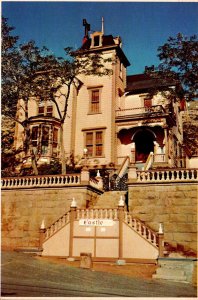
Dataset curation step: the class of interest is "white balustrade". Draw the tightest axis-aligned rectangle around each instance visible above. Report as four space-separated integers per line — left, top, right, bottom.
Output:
137 169 197 183
1 174 82 189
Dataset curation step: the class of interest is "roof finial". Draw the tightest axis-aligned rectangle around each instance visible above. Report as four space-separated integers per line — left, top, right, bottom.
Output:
101 16 104 34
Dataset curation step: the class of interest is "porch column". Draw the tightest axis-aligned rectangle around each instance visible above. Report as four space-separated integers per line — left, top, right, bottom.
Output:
164 127 168 163
39 221 46 250
130 142 136 164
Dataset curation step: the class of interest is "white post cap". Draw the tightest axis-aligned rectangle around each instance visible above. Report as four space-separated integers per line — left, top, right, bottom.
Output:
40 219 45 229
71 197 77 208
159 223 163 234
118 195 125 207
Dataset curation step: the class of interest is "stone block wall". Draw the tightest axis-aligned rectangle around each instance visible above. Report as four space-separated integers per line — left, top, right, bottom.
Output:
128 182 197 252
1 186 100 250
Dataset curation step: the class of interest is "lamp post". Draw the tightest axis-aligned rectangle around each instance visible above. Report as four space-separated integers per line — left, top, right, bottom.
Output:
83 148 88 170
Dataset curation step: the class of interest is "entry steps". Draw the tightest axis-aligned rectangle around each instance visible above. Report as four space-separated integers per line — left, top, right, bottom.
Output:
153 257 195 283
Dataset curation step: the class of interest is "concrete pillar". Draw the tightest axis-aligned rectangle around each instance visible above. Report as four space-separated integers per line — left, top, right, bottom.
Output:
69 205 77 257
128 164 137 183
81 168 90 184
118 199 125 259
158 233 164 257
130 142 136 164
96 170 103 189
39 228 46 250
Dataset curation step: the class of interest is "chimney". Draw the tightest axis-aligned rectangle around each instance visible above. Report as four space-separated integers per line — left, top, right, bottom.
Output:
101 17 104 34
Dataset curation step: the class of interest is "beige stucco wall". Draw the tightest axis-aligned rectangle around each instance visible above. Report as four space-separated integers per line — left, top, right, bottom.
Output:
42 224 70 256
128 182 197 252
1 186 99 250
123 223 158 259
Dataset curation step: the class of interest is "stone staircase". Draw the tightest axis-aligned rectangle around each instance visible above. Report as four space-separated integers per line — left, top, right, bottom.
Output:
153 258 196 283
92 191 127 209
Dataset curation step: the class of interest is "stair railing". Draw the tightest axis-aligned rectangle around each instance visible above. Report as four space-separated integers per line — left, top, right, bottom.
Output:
124 211 158 247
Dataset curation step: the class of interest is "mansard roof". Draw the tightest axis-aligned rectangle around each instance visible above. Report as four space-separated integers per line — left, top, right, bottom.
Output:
126 73 176 94
79 34 130 67
81 35 115 50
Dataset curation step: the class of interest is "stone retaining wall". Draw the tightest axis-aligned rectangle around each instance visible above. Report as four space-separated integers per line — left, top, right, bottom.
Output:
1 186 100 250
128 182 197 252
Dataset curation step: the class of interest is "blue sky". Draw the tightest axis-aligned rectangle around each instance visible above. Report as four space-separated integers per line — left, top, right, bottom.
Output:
2 1 198 75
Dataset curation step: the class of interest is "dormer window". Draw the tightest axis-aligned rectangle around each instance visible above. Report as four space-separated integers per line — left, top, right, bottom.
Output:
94 35 100 47
90 31 103 48
38 102 53 117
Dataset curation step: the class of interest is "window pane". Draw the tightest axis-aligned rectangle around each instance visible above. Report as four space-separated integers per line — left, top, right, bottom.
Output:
96 131 102 144
94 36 100 46
53 128 58 142
38 106 44 115
144 98 152 108
86 132 93 145
42 126 49 146
32 126 38 141
91 90 100 113
86 132 93 156
87 145 93 156
96 145 102 156
46 105 53 116
41 145 48 155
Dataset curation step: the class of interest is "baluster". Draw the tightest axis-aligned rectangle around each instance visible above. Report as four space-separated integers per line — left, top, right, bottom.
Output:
104 209 108 219
133 218 137 230
62 215 66 225
143 226 147 238
181 170 184 180
86 209 89 219
109 209 113 219
50 226 54 236
148 230 152 242
46 229 50 239
124 211 128 222
95 209 99 219
161 171 165 181
76 209 80 220
67 212 70 222
137 221 142 233
114 209 118 220
153 234 157 246
90 209 94 219
81 209 85 219
186 170 189 180
98 209 102 219
29 178 33 186
129 215 133 227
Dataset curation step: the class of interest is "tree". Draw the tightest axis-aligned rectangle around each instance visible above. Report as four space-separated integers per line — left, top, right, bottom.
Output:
145 33 198 101
1 17 113 175
145 33 198 159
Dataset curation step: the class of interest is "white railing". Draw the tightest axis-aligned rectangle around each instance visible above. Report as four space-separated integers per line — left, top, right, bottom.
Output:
144 152 154 170
117 156 130 178
124 211 158 247
45 211 70 241
137 169 198 183
89 178 102 190
153 154 166 163
76 208 118 220
1 174 81 189
116 105 165 118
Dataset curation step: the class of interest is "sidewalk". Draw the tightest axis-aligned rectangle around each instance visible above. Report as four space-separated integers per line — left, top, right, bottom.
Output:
1 251 197 298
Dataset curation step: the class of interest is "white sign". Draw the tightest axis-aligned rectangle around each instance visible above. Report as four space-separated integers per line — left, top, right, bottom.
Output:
79 219 114 227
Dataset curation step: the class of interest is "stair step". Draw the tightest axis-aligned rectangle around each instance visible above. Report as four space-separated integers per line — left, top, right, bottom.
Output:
156 268 185 276
153 274 187 282
15 247 42 255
